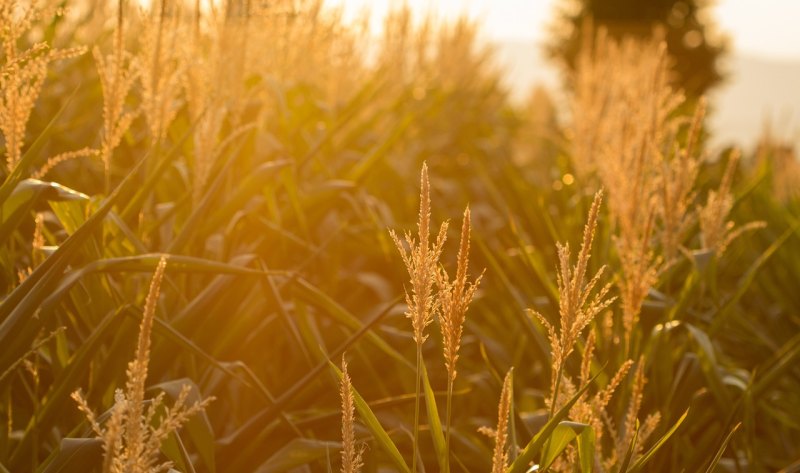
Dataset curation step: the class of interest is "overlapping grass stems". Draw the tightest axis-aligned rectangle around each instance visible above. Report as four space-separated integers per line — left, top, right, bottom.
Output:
0 0 799 471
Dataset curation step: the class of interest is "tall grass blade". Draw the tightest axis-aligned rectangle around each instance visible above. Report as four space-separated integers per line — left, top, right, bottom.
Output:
330 362 411 473
539 421 589 470
628 409 689 472
507 373 598 473
703 422 741 473
422 362 447 472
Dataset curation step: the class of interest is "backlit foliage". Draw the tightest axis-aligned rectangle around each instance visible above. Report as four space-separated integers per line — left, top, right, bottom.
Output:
0 0 797 472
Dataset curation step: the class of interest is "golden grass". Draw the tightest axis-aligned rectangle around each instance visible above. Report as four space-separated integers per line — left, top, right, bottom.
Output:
94 0 138 191
339 356 364 473
71 257 212 473
0 1 794 470
491 368 513 473
530 190 614 410
0 0 84 172
699 150 766 256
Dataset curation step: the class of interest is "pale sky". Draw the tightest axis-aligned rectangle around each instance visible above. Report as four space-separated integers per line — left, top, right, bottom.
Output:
324 0 800 147
328 0 800 61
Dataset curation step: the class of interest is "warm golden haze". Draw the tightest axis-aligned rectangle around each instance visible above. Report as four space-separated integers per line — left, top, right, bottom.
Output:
0 0 798 472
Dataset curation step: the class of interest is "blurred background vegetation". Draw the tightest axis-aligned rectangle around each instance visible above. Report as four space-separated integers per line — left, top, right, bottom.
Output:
545 0 728 97
0 0 798 471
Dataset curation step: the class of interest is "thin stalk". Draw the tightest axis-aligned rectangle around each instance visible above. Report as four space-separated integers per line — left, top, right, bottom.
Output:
541 361 565 468
444 377 454 473
104 0 126 194
549 361 565 419
412 343 422 473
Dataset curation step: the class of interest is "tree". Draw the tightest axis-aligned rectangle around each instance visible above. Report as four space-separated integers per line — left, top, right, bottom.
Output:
545 0 728 97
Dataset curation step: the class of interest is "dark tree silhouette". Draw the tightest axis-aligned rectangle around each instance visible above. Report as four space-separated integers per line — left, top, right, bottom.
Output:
545 0 728 97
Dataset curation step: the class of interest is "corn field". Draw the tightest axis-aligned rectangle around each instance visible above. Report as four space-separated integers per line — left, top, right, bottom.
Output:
1 0 799 472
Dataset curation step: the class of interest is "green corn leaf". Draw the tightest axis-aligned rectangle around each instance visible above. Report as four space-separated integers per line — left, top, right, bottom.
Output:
577 423 596 473
421 362 447 472
507 373 598 473
254 439 342 473
703 422 741 473
539 421 589 470
39 438 102 473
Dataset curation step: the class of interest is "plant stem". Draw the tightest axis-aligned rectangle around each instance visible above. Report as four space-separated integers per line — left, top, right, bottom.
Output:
549 361 565 419
541 361 565 469
413 342 422 473
445 376 454 473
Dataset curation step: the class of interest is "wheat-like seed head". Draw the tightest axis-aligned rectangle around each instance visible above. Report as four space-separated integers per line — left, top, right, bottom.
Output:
547 345 635 472
592 360 634 415
72 256 214 473
137 1 183 145
0 1 85 173
32 147 100 179
94 1 139 187
615 203 662 348
340 356 364 473
571 23 705 273
390 163 448 346
699 150 767 257
588 359 634 457
532 190 615 383
437 206 483 381
656 132 701 263
579 330 595 388
120 255 169 465
181 17 228 205
491 368 513 473
613 357 657 467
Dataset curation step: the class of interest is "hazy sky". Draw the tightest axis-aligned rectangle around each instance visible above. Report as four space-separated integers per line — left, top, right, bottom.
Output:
328 0 800 60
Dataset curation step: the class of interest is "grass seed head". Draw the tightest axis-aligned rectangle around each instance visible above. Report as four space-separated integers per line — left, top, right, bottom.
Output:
72 256 213 473
340 356 364 473
699 149 766 256
532 190 615 384
491 368 513 473
437 206 483 381
390 162 449 346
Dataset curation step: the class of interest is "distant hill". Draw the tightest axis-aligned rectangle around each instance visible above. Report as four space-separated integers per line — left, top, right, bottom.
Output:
491 39 800 150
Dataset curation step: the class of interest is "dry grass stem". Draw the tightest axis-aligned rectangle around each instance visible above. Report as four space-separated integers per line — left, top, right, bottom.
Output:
437 206 483 382
390 162 448 473
615 205 662 351
138 1 183 145
606 359 660 469
72 257 213 473
491 368 513 473
699 150 766 256
436 206 483 471
94 0 139 189
531 190 615 406
391 162 449 347
0 1 85 173
340 356 364 473
32 148 101 179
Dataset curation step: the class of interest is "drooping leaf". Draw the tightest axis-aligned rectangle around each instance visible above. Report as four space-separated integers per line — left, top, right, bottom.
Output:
507 373 598 473
539 421 589 470
40 438 102 473
329 362 411 473
254 438 342 473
